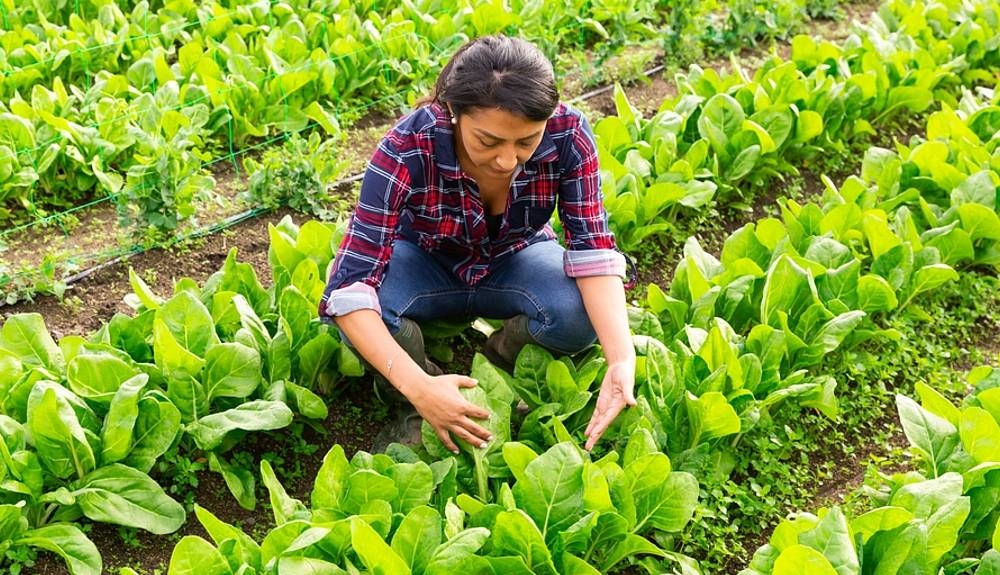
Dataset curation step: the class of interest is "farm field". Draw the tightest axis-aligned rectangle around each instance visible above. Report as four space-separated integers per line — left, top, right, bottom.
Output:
2 0 1000 574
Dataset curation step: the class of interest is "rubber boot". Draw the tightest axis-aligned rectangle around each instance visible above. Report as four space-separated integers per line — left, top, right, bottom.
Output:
483 314 535 374
372 317 443 404
371 318 442 452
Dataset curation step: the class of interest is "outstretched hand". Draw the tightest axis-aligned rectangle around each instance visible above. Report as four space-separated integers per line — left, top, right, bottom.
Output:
409 373 493 454
584 361 636 451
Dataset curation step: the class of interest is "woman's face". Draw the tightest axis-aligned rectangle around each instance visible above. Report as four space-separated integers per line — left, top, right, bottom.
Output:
453 107 547 179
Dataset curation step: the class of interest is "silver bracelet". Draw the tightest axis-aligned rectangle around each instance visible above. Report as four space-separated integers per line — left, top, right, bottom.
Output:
386 349 404 377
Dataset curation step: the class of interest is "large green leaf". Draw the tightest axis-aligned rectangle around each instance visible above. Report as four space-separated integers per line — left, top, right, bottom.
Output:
125 392 182 473
167 536 231 575
27 384 97 480
17 523 101 575
67 352 141 405
627 453 699 533
73 463 185 534
896 395 959 476
203 342 262 401
100 374 149 465
491 509 558 575
185 400 294 451
0 313 63 371
391 506 442 574
511 442 585 545
960 407 1000 464
797 508 859 575
773 544 838 575
351 515 411 574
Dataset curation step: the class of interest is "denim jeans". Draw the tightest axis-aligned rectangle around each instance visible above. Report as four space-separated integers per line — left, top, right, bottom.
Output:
378 240 597 355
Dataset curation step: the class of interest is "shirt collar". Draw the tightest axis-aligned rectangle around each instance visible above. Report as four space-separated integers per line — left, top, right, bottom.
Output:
431 102 559 181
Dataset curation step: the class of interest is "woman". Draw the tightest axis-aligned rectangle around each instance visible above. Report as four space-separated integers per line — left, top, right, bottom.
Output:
320 34 635 453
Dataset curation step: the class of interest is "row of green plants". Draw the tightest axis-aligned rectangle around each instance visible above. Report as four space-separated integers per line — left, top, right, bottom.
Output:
595 0 1000 253
741 364 1000 574
0 0 855 307
0 0 677 230
0 216 368 572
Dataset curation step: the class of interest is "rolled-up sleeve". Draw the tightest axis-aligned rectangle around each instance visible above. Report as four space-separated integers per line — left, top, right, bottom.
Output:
556 114 624 280
319 140 409 319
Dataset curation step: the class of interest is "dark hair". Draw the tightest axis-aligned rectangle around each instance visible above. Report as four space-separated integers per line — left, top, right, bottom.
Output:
430 35 559 122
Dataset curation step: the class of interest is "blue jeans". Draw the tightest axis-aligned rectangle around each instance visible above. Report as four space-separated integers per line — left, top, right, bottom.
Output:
378 240 597 355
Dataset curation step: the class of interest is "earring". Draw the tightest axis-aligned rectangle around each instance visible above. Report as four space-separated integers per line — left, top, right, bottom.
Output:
451 116 457 125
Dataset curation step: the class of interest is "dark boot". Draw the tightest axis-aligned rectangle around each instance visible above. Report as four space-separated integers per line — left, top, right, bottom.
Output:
372 317 443 403
483 314 534 374
371 318 441 452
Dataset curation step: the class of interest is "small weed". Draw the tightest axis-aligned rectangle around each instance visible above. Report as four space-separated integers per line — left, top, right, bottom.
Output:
117 526 144 549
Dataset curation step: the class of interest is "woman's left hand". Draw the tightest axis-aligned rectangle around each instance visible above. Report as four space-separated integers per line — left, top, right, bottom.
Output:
583 360 636 451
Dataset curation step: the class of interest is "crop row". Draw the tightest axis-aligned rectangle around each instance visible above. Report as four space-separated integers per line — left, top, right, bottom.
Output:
0 0 851 238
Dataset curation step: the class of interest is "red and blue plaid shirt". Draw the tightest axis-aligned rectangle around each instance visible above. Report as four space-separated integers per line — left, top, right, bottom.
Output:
321 102 625 318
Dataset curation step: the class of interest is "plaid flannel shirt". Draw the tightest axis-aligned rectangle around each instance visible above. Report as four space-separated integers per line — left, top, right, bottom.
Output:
320 102 625 319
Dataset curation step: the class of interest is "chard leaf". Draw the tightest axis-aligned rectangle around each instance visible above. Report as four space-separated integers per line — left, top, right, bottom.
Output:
73 463 185 534
261 459 308 525
773 544 838 575
351 515 411 574
278 556 347 573
192 504 261 568
0 313 63 372
312 445 350 512
627 454 698 533
387 461 435 513
491 509 558 574
203 342 261 401
208 453 256 511
342 469 398 515
601 531 666 572
27 384 96 480
511 443 585 544
686 392 741 447
167 536 230 575
391 506 442 574
890 472 964 519
99 374 149 465
923 497 971 566
960 407 1000 464
957 203 1000 241
67 352 140 405
850 506 914 542
185 400 293 451
154 318 206 381
156 291 220 357
424 527 491 574
284 380 328 419
797 507 859 575
17 523 101 575
896 395 959 476
857 274 898 314
124 393 182 473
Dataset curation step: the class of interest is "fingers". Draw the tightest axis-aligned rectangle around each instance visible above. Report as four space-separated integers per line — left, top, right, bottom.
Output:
435 416 493 454
584 406 619 451
457 376 479 389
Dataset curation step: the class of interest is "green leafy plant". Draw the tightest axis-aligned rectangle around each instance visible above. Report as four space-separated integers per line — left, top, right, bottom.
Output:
244 131 347 220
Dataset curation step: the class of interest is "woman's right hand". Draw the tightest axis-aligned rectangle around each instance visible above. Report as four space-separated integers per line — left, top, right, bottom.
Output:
407 373 493 453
